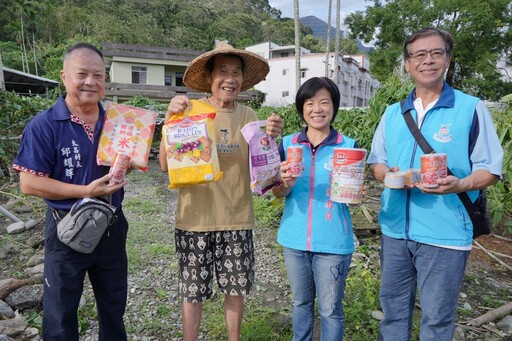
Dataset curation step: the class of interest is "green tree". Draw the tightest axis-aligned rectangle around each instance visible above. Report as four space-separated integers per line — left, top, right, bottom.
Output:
0 0 317 71
209 13 264 47
0 41 25 71
346 0 512 100
302 34 326 53
329 38 359 55
38 35 100 83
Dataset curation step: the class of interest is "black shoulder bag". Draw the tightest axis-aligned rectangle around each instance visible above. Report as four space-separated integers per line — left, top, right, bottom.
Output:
402 109 491 239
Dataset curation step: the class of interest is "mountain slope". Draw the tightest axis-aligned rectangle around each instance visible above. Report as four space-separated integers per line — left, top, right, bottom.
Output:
300 15 372 53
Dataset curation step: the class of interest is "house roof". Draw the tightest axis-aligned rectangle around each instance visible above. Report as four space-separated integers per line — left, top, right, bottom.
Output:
2 67 59 96
101 43 204 63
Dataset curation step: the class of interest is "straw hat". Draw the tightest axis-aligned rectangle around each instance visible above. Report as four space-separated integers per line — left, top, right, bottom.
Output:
183 41 270 92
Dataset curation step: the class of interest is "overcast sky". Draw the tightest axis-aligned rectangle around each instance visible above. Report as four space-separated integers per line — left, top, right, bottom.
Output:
268 0 371 23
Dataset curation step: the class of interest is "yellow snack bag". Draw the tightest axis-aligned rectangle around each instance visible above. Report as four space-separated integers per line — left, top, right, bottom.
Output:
162 100 223 188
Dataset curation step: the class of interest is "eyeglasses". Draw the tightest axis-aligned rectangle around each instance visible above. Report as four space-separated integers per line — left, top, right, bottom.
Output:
409 48 447 62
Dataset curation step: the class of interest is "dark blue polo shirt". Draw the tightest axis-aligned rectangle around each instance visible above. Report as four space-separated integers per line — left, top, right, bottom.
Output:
13 96 124 210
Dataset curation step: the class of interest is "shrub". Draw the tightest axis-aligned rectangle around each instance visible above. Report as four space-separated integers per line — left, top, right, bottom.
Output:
487 102 512 235
256 72 414 152
0 92 54 178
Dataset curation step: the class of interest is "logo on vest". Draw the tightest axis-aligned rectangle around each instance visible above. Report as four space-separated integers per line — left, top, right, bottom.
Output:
433 123 452 143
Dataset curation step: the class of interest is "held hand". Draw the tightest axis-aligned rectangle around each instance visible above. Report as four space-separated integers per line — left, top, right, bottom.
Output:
416 175 461 194
383 166 416 190
86 174 126 198
166 95 191 120
266 113 284 138
279 161 298 188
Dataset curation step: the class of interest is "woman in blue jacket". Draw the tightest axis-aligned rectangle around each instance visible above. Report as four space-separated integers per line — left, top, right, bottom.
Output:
273 77 360 341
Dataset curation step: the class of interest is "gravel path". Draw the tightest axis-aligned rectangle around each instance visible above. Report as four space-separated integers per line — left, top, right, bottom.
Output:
81 161 291 340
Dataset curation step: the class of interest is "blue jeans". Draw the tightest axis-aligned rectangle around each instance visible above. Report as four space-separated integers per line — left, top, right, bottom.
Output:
378 235 470 341
283 247 352 341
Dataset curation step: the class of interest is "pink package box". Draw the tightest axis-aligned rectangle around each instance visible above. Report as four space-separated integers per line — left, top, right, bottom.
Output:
96 102 157 172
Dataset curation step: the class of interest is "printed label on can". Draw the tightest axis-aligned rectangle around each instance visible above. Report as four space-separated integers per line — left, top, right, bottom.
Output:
384 172 405 189
420 153 447 188
109 153 131 186
330 148 367 204
404 168 421 186
332 148 367 168
330 185 363 204
287 146 303 177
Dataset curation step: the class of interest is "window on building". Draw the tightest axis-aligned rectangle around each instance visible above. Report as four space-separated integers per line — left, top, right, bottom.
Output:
282 91 289 97
282 69 288 75
165 75 173 86
176 72 184 86
280 52 289 57
131 66 147 84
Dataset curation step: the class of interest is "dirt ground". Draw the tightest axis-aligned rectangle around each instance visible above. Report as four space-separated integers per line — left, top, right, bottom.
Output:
352 180 512 339
1 173 511 340
468 234 512 276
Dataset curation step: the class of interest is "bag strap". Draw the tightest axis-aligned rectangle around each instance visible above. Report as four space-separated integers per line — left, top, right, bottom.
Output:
401 102 475 210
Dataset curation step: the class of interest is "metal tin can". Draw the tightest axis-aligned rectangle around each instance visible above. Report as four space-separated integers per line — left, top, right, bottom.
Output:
404 168 421 186
420 153 447 188
330 148 367 204
384 172 405 189
287 146 303 177
332 148 367 169
109 153 131 186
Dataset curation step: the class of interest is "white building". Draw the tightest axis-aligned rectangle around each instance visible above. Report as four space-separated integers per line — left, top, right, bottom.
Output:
245 42 380 107
498 54 512 85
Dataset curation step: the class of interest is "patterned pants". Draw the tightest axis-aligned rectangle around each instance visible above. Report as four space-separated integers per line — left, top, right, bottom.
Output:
175 229 255 303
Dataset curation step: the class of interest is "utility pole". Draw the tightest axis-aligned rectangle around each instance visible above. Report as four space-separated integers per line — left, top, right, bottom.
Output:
0 52 5 91
294 0 301 92
333 0 341 85
325 0 332 77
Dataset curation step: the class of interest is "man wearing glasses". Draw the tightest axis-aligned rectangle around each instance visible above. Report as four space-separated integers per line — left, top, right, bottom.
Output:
367 28 503 340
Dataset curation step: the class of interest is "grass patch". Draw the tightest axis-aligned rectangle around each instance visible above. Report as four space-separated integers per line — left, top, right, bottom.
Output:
200 290 293 340
148 243 174 258
123 196 162 215
253 194 283 229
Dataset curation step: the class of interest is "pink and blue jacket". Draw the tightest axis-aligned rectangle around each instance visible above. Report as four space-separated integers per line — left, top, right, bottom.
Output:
277 128 356 255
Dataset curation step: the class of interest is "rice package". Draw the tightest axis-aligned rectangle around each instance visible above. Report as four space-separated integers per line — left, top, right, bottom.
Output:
241 120 282 195
97 102 157 172
162 100 223 188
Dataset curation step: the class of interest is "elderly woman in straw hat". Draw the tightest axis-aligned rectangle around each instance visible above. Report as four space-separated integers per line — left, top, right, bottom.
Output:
159 42 283 341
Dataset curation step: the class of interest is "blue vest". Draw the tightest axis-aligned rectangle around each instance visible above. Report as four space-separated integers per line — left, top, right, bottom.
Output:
277 130 356 255
381 86 480 246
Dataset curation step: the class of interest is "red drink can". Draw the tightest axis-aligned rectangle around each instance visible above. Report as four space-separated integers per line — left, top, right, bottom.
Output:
287 146 303 177
109 153 131 186
420 153 447 188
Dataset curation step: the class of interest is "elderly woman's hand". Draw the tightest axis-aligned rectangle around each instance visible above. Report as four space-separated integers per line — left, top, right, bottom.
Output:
266 113 284 138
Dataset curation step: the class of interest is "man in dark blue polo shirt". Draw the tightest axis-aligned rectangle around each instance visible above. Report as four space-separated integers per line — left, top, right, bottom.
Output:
13 43 129 341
